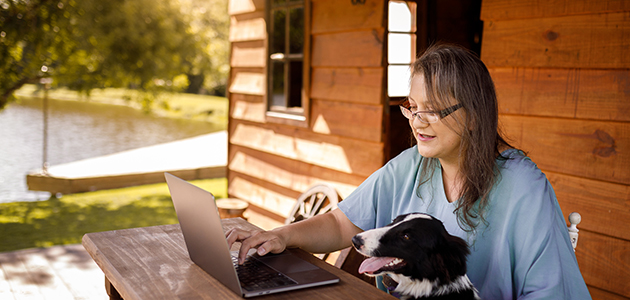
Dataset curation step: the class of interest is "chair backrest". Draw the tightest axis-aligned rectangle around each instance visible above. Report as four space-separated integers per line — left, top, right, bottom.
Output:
285 184 341 225
284 184 374 285
568 212 581 252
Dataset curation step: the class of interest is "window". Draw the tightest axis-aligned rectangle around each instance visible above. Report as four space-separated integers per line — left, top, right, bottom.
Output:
387 1 416 99
266 0 307 123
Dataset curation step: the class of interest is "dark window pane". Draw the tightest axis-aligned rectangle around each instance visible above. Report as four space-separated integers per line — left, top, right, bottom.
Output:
287 61 303 108
267 0 305 113
271 9 286 55
271 61 286 107
288 7 304 54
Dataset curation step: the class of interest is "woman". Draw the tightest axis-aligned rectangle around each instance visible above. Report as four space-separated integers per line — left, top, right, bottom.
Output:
227 44 591 299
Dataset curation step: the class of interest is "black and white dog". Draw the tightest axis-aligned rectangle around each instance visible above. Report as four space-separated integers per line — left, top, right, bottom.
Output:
352 213 480 300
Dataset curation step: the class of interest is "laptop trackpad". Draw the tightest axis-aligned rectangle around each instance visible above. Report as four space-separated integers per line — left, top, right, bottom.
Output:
255 252 318 274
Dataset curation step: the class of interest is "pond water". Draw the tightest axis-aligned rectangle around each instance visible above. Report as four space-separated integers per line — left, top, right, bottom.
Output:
0 97 222 203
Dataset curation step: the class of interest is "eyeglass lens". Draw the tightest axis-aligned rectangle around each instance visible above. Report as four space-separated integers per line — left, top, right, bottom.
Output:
399 106 439 123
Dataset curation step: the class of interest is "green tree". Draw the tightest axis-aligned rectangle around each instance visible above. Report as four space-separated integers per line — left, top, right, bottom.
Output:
178 0 230 96
0 0 229 109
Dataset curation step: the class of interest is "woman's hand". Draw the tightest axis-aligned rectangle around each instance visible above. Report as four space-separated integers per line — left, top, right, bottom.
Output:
226 228 288 264
226 210 361 265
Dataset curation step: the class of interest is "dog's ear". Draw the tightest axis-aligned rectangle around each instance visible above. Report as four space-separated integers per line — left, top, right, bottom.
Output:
431 235 470 283
426 234 469 283
446 235 470 274
447 235 470 257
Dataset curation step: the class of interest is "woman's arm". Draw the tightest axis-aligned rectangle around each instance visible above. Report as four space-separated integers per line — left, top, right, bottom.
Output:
226 209 362 264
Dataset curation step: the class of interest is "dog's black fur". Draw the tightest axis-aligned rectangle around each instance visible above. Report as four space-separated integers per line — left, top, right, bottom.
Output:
352 213 480 300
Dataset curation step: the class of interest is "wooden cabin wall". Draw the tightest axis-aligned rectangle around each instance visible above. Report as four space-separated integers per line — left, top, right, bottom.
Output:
227 0 387 220
480 1 630 299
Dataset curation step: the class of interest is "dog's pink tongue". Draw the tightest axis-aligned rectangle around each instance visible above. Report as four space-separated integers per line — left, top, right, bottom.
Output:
358 257 396 274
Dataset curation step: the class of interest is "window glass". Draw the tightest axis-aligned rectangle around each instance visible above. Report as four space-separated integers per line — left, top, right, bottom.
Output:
388 65 411 97
388 33 413 64
271 61 285 107
288 61 303 107
288 7 304 54
388 1 413 32
271 9 286 55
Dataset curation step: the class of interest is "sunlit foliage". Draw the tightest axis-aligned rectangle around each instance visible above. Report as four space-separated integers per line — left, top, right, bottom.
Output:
0 0 229 109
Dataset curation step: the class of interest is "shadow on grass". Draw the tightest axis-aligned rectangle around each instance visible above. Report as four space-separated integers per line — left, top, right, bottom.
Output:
0 194 179 253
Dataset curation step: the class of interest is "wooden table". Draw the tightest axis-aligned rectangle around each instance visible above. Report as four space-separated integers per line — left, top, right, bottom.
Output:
82 218 394 299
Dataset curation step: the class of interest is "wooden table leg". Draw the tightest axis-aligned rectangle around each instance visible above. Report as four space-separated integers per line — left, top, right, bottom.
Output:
105 276 123 300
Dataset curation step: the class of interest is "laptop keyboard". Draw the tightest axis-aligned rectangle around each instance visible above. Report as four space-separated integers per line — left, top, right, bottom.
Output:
232 255 297 291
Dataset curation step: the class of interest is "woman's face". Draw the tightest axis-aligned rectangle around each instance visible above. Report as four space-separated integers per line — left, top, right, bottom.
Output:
407 75 464 165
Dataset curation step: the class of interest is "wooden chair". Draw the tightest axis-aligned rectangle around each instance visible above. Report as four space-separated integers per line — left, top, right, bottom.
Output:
568 212 581 251
285 184 374 285
285 184 341 263
285 184 341 225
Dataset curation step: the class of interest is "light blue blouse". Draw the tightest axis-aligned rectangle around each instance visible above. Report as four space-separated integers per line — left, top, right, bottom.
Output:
338 146 591 299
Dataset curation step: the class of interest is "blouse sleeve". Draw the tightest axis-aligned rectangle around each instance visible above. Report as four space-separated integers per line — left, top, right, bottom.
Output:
336 166 381 231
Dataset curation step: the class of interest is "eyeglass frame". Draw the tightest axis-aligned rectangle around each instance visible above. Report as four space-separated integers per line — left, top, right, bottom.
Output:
399 102 463 124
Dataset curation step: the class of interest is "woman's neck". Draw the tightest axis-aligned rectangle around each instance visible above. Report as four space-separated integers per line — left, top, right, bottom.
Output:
440 160 462 203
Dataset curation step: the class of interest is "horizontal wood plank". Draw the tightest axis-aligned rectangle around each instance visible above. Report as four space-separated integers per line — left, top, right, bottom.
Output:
310 99 383 142
500 115 629 185
549 171 630 241
311 0 384 34
310 67 383 105
228 0 264 15
481 0 630 21
229 11 266 42
229 145 363 199
231 40 266 68
230 94 266 123
588 285 630 300
481 12 630 68
229 121 385 178
576 230 630 298
491 67 630 122
228 173 300 217
228 69 265 95
312 29 385 68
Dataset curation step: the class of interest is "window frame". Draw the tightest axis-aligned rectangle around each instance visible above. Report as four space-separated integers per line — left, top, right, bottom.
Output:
264 0 311 127
387 0 418 106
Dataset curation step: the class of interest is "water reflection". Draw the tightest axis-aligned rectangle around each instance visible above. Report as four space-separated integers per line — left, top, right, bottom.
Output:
0 97 221 203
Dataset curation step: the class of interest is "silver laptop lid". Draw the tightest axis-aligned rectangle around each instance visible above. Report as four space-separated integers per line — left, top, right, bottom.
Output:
165 172 244 295
165 172 339 298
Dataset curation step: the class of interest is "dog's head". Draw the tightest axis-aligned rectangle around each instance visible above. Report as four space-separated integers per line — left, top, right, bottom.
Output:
352 213 470 284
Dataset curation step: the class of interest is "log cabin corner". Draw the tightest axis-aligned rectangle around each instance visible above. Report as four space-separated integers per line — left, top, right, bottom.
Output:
226 0 630 299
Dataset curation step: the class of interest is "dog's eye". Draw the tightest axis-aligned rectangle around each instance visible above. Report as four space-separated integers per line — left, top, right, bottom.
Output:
403 234 410 240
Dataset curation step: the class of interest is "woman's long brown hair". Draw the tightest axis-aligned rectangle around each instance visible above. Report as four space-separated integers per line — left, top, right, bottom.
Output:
411 43 515 232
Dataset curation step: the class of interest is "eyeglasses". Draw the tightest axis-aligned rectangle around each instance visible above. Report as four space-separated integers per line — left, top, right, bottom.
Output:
399 103 463 124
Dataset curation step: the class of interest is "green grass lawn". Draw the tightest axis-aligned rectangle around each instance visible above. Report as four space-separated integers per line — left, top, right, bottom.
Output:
0 178 227 253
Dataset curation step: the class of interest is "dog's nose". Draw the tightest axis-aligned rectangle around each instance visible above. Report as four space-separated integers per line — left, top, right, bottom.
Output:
352 235 364 250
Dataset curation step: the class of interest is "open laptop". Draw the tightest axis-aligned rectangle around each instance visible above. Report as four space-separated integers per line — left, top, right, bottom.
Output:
164 172 340 298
